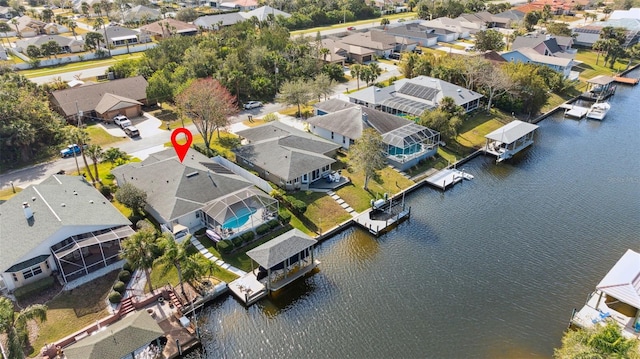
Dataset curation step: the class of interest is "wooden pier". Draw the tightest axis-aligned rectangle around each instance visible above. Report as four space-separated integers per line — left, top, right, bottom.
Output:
613 76 639 85
560 103 589 118
353 199 411 236
424 168 474 190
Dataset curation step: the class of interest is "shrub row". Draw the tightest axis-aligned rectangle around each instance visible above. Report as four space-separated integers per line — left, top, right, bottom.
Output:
118 270 131 283
256 219 279 235
108 291 122 304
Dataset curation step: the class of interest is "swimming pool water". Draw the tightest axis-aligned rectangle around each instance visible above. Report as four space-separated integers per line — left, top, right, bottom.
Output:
222 207 257 229
388 143 422 156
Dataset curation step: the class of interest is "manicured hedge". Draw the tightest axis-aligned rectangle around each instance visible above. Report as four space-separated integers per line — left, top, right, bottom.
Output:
113 280 126 294
241 231 255 242
217 240 232 254
267 219 279 229
256 223 271 235
232 236 244 247
14 276 55 302
278 211 291 224
108 291 122 304
122 261 133 272
118 270 131 283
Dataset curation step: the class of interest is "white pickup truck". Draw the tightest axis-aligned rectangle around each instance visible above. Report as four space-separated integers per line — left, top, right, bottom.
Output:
113 115 132 128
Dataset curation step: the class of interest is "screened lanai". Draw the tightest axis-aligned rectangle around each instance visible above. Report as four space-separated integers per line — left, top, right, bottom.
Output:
52 225 135 283
201 188 279 239
379 97 434 116
382 123 440 163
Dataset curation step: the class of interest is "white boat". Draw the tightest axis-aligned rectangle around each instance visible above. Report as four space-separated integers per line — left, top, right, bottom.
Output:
585 102 611 120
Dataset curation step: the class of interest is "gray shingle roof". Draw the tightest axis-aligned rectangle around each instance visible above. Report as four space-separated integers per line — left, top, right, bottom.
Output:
0 175 131 273
50 76 148 117
314 98 359 113
103 25 140 40
485 120 538 144
64 310 164 359
111 148 253 222
94 93 142 114
246 229 317 269
239 5 291 21
385 23 440 40
193 12 245 28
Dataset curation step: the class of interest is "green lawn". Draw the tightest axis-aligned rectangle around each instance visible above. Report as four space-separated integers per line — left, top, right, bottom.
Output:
28 270 119 357
404 155 449 177
289 191 353 233
290 12 417 36
163 131 239 161
85 123 126 147
456 110 511 149
147 104 194 130
573 49 639 80
335 154 415 212
19 53 145 78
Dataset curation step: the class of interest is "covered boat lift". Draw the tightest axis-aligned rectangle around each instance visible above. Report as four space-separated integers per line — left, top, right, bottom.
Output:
483 120 539 162
581 75 617 101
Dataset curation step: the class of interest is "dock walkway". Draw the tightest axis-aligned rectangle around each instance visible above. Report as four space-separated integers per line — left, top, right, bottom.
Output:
424 168 473 190
560 103 590 118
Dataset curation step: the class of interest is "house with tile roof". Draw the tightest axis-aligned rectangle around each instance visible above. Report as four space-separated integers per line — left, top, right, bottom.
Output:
234 122 341 191
49 76 149 122
309 99 440 171
111 148 278 241
348 76 484 116
0 175 134 292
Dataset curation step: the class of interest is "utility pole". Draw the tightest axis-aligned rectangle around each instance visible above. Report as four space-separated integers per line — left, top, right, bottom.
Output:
274 62 278 95
73 101 81 175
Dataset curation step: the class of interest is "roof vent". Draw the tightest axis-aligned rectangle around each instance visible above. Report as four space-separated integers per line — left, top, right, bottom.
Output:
23 202 33 219
89 200 94 204
32 197 36 201
73 191 78 195
186 172 199 178
457 89 461 92
61 203 66 207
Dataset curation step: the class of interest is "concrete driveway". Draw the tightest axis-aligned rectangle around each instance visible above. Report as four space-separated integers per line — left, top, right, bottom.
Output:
98 112 168 138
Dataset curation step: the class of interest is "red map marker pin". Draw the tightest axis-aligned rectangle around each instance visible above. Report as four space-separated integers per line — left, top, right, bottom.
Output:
171 128 193 163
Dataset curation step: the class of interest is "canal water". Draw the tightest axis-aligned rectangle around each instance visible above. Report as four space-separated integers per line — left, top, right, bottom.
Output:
198 71 640 359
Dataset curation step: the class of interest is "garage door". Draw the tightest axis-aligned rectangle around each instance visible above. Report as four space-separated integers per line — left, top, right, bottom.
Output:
363 55 372 62
124 106 139 118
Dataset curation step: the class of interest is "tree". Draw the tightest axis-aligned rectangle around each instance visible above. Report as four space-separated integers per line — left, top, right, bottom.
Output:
439 96 465 118
119 230 159 293
554 322 640 359
0 296 47 359
103 147 129 167
176 78 238 149
276 78 313 117
0 21 11 48
92 2 102 17
84 31 104 52
40 40 60 59
541 4 552 23
625 43 640 70
155 233 191 296
41 8 54 23
546 22 573 37
176 8 198 22
181 253 209 285
319 47 330 62
81 1 89 17
10 18 19 38
603 38 624 68
380 17 389 26
350 63 363 89
0 71 65 164
65 126 96 184
592 39 607 65
478 64 513 111
602 6 612 19
100 0 112 19
312 73 332 101
475 29 505 52
524 11 540 31
348 128 387 190
419 109 462 142
85 144 103 182
93 17 111 57
67 20 78 40
25 45 41 58
398 52 419 79
114 182 147 214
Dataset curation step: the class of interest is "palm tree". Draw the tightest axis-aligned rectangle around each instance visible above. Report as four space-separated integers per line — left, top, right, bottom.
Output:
320 47 330 62
67 20 78 40
93 17 111 57
350 63 362 90
181 253 209 285
11 18 20 39
103 147 129 168
0 22 11 48
85 144 103 182
66 126 96 184
625 43 640 70
120 230 159 293
81 2 90 17
155 233 191 296
0 297 47 359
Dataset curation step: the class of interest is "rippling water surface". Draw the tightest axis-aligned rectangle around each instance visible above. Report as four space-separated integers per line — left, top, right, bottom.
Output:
198 71 640 359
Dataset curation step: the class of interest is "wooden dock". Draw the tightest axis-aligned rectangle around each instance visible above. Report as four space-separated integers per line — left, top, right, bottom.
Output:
424 168 473 190
613 76 639 85
353 204 411 236
560 103 589 118
228 273 268 306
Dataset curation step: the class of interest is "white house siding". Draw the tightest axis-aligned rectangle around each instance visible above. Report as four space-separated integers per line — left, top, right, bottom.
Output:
310 126 352 149
174 211 202 232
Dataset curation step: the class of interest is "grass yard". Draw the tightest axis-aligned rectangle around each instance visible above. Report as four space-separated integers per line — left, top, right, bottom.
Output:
148 104 193 130
404 155 449 177
163 131 239 161
456 111 511 149
289 191 353 233
19 53 145 78
28 270 119 357
573 49 639 80
437 42 466 50
278 105 314 118
241 119 269 127
85 123 125 147
290 12 417 36
335 156 415 212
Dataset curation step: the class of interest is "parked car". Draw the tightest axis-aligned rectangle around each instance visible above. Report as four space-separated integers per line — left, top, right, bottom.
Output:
389 53 401 60
123 126 140 137
243 101 263 110
347 26 356 30
60 144 87 158
412 48 423 54
113 115 132 128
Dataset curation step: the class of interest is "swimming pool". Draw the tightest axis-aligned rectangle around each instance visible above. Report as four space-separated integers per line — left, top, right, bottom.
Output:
388 143 423 156
222 207 257 229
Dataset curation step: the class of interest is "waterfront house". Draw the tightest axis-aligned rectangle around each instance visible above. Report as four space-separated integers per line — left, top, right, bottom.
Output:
500 47 575 79
347 76 483 116
571 249 640 338
0 175 134 292
483 120 539 162
193 12 245 30
238 5 291 21
111 148 278 241
309 99 440 171
511 34 575 55
49 76 148 122
234 122 341 191
572 18 640 47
